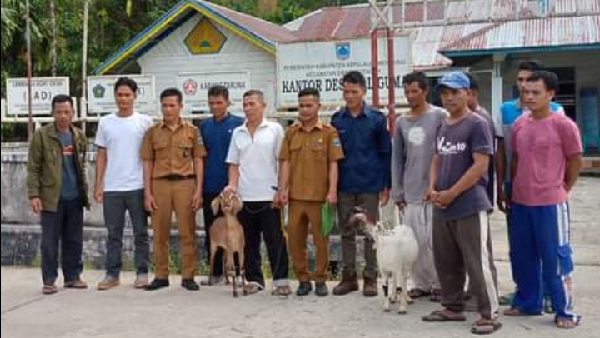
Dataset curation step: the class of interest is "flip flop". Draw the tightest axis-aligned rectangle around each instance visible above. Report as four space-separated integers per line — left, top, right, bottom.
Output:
243 282 263 295
271 285 291 297
471 318 502 335
408 288 431 298
422 309 466 322
555 315 582 329
503 307 543 316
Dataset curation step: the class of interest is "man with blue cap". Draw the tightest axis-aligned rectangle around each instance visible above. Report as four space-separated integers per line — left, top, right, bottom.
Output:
422 72 501 335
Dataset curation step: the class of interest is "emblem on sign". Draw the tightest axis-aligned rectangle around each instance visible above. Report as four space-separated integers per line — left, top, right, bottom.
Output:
93 84 106 98
183 79 198 95
336 42 350 60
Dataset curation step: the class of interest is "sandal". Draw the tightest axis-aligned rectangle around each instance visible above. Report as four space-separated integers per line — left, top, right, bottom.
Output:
430 289 442 302
471 318 502 335
407 288 431 299
42 285 58 295
422 309 466 322
503 307 542 316
555 315 582 329
271 285 291 296
243 282 263 295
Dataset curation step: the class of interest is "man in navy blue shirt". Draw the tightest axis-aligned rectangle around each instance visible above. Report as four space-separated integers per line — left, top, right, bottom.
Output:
198 85 244 285
331 71 391 297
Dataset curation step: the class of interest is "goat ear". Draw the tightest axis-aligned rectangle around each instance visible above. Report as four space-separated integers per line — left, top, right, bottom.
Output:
211 198 220 216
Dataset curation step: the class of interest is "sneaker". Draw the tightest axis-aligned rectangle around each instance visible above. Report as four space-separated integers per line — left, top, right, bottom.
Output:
315 282 328 297
64 278 88 289
97 275 120 291
134 274 149 289
181 279 200 291
296 281 313 296
144 278 170 291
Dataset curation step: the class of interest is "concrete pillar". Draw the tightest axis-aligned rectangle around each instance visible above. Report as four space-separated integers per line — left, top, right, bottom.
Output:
491 54 505 122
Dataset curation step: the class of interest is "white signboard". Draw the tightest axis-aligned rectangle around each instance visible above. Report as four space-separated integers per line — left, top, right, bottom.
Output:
87 75 156 115
177 71 250 113
277 36 411 108
7 77 70 116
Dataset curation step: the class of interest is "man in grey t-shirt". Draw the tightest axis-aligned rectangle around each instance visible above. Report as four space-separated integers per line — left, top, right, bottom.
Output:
392 71 445 301
422 72 500 335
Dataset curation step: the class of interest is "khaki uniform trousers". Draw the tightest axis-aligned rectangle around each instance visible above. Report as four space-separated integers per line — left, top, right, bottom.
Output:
288 200 329 282
151 179 198 279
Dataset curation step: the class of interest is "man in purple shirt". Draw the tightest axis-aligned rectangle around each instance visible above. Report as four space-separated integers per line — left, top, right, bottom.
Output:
422 72 500 335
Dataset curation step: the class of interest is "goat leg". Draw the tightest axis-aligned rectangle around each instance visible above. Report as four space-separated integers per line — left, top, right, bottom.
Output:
208 245 218 286
398 274 409 315
382 272 390 312
223 254 230 285
239 251 248 296
232 270 238 297
391 273 399 304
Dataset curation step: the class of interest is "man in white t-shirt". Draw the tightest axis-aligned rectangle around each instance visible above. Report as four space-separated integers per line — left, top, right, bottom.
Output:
225 90 290 296
94 77 153 290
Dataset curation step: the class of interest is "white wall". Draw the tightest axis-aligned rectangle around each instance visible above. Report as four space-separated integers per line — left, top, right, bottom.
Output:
502 51 600 129
137 14 277 114
468 50 600 119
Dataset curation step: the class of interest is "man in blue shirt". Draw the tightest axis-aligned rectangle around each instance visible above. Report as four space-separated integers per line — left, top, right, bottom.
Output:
495 60 564 309
331 71 391 297
198 85 244 285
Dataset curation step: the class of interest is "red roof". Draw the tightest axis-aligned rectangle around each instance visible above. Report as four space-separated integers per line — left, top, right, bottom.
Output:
442 15 600 53
283 0 600 69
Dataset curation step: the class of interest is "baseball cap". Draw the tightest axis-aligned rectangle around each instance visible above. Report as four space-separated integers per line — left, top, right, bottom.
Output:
438 72 471 89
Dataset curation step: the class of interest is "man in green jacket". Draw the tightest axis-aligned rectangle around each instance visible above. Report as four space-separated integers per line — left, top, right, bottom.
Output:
27 95 90 295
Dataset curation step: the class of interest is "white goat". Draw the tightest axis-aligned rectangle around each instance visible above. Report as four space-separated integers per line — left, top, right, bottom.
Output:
349 207 418 314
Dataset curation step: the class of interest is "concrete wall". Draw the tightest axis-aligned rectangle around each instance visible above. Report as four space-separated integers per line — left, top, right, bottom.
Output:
0 143 205 228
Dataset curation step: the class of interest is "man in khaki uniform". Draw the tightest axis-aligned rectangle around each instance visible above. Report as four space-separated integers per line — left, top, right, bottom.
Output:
141 88 206 291
278 88 344 297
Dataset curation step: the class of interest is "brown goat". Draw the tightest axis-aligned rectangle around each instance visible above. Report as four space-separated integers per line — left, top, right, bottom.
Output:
209 189 246 297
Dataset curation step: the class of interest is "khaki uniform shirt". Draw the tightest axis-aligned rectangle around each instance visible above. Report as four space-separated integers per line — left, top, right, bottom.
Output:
279 121 344 202
141 120 206 178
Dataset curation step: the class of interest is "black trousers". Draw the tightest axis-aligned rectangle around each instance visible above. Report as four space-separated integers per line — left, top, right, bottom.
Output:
202 192 224 276
40 199 84 285
239 201 288 287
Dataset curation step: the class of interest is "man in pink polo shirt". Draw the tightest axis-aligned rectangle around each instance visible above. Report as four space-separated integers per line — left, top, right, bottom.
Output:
505 71 583 329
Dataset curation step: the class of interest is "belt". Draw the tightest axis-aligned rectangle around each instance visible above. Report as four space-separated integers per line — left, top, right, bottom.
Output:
157 175 196 181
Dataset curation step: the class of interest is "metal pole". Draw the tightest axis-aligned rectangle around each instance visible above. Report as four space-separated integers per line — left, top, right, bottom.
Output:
82 0 90 133
386 27 395 135
26 0 33 141
371 29 379 108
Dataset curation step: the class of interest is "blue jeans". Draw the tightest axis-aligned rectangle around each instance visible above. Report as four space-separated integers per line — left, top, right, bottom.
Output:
103 189 149 277
40 199 84 285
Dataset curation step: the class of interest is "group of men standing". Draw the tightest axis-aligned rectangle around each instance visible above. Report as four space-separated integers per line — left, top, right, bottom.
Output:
27 62 582 333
